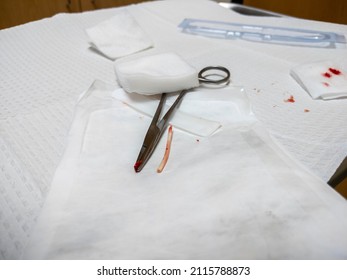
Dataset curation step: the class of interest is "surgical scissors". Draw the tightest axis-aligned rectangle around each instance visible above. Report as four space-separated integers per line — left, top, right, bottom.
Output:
134 66 230 172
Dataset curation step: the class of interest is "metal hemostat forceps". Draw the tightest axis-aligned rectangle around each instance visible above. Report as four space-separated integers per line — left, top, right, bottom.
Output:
134 66 231 173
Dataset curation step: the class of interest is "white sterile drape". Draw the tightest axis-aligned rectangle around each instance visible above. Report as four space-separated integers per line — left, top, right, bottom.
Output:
24 80 347 259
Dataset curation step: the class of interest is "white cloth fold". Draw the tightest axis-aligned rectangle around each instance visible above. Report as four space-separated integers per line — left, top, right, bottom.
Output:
114 52 199 95
86 9 153 60
290 60 347 100
24 80 347 259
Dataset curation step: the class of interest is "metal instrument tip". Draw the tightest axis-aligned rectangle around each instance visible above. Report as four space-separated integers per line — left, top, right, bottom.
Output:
134 161 142 173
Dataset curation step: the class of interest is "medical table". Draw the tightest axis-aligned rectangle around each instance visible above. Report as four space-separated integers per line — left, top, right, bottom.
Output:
1 0 347 259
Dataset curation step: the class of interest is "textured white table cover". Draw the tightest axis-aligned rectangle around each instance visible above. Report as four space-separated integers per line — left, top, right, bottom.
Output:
1 0 347 259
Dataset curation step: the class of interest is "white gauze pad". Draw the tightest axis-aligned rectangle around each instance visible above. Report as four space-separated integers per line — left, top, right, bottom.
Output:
114 52 199 95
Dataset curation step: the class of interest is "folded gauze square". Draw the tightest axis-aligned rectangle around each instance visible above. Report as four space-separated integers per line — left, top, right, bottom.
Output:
114 52 199 95
86 9 153 60
290 60 347 100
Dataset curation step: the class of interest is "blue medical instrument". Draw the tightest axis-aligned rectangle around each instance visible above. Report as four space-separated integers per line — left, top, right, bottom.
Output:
134 66 230 172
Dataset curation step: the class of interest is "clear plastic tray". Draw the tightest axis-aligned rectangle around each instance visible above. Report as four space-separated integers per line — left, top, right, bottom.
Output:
179 18 346 48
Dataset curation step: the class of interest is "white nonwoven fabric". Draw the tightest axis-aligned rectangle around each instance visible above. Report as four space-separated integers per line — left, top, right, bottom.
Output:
86 9 153 60
290 60 347 100
24 80 347 259
114 52 199 95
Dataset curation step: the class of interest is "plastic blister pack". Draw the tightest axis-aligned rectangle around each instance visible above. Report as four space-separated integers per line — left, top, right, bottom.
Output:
179 18 346 48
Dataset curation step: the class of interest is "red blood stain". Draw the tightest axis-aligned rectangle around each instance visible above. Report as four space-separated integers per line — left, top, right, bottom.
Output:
284 95 295 103
322 82 330 87
329 68 341 75
134 160 142 173
322 72 332 78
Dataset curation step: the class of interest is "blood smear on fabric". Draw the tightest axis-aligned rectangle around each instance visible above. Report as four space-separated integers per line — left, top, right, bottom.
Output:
284 95 295 103
329 68 342 75
322 68 342 78
322 72 332 78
